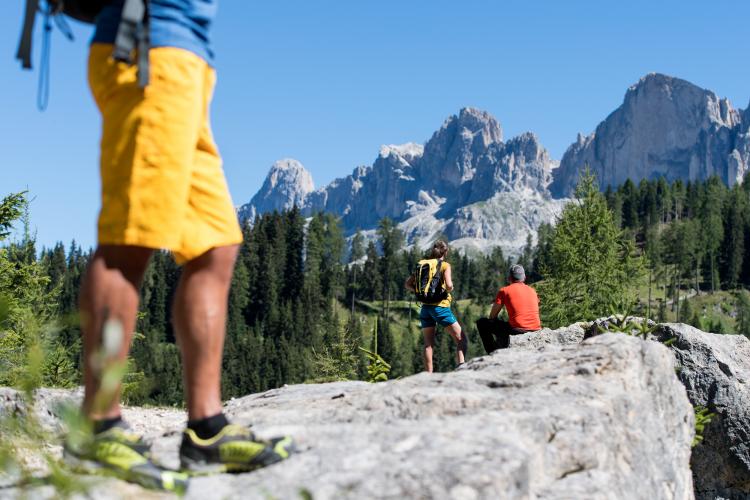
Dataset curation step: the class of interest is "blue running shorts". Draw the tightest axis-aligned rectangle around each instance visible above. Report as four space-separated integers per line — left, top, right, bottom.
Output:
419 305 458 328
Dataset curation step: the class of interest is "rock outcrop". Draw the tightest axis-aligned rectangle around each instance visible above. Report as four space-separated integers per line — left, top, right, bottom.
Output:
238 108 567 256
551 73 750 197
550 318 750 500
1 334 694 499
652 323 750 500
510 323 586 350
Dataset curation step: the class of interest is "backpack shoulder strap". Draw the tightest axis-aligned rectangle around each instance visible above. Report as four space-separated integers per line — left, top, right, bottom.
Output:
16 0 39 69
428 258 444 293
113 0 150 87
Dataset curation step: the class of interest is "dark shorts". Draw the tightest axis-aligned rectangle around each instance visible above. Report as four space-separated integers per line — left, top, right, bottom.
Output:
419 305 458 328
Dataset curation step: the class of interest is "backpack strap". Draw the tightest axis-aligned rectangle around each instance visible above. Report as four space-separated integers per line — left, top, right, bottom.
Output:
113 0 150 87
16 0 39 69
428 258 444 294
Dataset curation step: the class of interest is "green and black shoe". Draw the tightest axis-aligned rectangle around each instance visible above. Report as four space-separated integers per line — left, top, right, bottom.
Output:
64 423 189 494
179 423 294 475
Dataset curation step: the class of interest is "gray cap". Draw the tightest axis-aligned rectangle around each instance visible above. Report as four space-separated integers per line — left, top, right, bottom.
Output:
509 264 525 281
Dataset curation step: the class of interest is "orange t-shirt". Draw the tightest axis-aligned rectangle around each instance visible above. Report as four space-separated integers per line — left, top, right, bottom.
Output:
495 282 541 330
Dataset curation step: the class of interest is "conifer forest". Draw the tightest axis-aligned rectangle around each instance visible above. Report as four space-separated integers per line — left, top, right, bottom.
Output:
2 173 750 406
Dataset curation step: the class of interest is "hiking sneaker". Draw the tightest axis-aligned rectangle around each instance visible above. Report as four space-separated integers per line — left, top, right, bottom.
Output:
64 423 189 493
179 423 294 474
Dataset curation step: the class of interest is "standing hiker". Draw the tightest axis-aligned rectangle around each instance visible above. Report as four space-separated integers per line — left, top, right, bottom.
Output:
405 240 467 372
477 264 541 353
66 0 293 486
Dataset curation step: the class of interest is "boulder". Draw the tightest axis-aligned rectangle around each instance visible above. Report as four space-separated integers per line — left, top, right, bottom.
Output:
510 323 585 350
1 334 695 499
579 318 750 499
0 386 82 433
652 323 750 500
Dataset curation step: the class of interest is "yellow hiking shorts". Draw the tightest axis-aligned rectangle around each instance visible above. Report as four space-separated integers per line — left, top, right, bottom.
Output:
88 44 242 264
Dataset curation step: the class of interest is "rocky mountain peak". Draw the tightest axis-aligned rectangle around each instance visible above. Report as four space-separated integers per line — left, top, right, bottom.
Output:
378 143 424 164
238 108 561 257
238 159 314 221
419 108 505 188
625 72 738 128
455 107 504 144
504 131 544 157
551 73 750 197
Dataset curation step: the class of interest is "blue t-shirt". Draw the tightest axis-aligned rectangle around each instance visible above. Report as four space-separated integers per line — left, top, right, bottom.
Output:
92 0 217 64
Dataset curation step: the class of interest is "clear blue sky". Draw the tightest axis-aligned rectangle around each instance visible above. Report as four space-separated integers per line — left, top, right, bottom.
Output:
2 0 749 250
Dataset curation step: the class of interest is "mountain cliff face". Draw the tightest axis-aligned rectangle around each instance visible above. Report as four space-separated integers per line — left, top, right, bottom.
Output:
240 74 749 253
238 159 315 222
239 108 565 256
551 73 750 197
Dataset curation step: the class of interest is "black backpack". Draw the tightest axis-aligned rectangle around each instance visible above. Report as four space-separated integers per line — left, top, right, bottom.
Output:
16 0 149 109
413 258 448 303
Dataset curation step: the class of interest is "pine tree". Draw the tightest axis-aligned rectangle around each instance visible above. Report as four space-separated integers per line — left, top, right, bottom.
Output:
721 185 746 289
536 170 644 328
377 218 404 311
320 213 345 301
619 178 639 230
701 176 725 293
346 230 366 315
362 242 381 301
350 230 365 263
672 180 686 221
283 207 305 300
531 223 554 283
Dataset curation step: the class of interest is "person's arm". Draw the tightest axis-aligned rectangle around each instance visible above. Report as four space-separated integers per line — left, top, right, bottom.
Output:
489 289 504 319
489 303 503 319
443 264 454 292
404 274 416 292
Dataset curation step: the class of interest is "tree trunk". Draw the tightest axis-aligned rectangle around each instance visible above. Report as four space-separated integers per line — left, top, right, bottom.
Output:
695 260 700 296
648 267 652 320
675 267 681 321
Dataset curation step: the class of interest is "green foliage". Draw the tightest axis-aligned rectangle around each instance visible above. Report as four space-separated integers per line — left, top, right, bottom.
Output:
537 169 645 328
310 321 359 382
359 346 391 383
0 192 26 241
0 193 78 389
692 405 714 447
600 307 656 339
735 290 750 338
0 310 91 496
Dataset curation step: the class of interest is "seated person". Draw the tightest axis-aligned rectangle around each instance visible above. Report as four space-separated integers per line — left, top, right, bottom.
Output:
477 264 541 353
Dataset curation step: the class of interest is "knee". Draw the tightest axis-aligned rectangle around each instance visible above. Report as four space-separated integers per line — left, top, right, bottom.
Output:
186 244 239 282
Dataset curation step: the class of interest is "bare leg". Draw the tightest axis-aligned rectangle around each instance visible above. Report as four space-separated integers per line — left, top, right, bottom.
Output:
422 327 436 373
80 245 153 420
172 244 239 420
446 322 466 365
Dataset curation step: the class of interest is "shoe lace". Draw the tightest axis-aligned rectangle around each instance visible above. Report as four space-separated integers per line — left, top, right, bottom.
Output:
104 427 147 445
222 424 255 439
